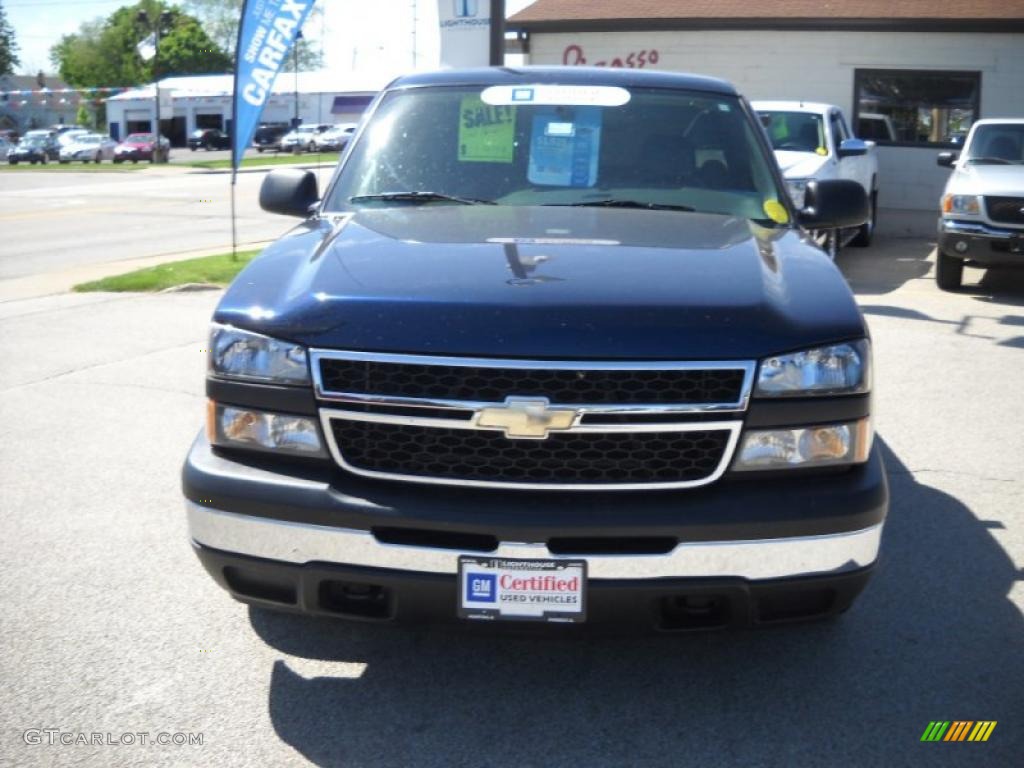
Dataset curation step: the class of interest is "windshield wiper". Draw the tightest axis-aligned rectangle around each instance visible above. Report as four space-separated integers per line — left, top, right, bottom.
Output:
966 157 1016 165
545 199 696 212
349 191 496 205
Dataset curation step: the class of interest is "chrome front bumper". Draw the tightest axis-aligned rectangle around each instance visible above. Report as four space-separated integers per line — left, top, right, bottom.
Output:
187 501 882 581
940 218 1023 240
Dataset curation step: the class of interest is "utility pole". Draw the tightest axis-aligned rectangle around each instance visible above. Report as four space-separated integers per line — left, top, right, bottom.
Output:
293 30 302 129
411 0 417 69
137 7 173 163
489 0 506 66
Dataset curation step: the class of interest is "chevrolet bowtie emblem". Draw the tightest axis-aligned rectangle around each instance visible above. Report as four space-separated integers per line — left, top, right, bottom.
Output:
475 398 578 439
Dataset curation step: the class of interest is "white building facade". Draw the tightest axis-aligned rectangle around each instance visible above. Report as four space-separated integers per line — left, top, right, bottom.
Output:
105 71 392 149
510 1 1024 235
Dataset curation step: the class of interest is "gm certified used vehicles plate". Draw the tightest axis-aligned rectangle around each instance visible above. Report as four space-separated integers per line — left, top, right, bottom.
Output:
458 557 587 623
183 67 882 631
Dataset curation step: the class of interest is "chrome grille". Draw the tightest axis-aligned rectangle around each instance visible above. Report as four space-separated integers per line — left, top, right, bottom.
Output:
319 357 746 405
331 420 733 486
985 197 1024 226
312 350 754 490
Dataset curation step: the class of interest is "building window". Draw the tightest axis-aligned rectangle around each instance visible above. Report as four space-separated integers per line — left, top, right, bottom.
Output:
853 69 980 147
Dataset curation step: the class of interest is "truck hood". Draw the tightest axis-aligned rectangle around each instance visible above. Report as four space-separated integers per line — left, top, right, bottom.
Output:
215 206 866 359
945 163 1024 196
773 150 829 180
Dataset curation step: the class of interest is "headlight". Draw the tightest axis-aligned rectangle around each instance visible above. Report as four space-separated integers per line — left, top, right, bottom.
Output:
756 340 870 397
209 324 309 384
208 401 325 456
942 194 981 215
785 178 811 210
733 418 872 471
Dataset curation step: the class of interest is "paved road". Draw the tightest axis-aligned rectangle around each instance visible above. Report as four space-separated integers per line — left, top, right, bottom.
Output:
0 165 335 280
0 239 1021 767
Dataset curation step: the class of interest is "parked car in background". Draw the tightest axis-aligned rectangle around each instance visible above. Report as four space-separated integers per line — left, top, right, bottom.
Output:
312 123 358 152
280 123 332 153
59 133 118 164
253 122 290 153
7 130 61 165
113 133 170 163
0 136 12 161
188 128 231 151
56 129 90 148
754 101 879 257
52 124 88 135
935 118 1024 290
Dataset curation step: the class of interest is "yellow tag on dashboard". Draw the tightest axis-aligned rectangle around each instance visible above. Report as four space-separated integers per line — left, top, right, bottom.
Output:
763 199 790 224
816 146 828 156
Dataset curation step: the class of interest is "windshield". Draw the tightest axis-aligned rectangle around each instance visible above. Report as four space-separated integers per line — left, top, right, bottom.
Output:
78 136 101 145
324 85 786 224
758 111 827 154
964 124 1024 164
126 134 153 142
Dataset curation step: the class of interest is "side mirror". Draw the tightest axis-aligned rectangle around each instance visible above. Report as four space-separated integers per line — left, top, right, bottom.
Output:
936 151 958 168
798 179 869 230
837 138 869 158
259 168 319 217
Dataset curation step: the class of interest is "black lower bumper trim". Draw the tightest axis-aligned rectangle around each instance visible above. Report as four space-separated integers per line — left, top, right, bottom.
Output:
194 542 876 631
938 229 1024 266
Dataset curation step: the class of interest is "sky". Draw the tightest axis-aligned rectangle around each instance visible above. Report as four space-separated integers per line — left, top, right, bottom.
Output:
5 0 537 80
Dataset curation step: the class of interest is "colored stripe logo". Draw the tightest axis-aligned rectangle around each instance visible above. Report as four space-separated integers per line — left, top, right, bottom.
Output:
921 721 997 742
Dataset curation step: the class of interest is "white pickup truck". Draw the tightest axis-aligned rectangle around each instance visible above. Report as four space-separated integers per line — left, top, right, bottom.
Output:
753 101 878 257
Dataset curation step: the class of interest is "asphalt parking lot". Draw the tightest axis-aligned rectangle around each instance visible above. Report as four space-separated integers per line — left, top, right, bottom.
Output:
1 234 1022 766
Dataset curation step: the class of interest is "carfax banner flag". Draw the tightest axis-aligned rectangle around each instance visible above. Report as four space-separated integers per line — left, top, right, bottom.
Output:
232 0 317 172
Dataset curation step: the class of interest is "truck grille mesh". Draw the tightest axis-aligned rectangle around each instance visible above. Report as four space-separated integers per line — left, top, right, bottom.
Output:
330 420 732 486
319 359 745 405
985 197 1024 226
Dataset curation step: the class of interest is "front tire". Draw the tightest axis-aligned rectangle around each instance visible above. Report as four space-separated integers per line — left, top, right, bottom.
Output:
850 189 877 247
823 230 839 260
936 251 963 290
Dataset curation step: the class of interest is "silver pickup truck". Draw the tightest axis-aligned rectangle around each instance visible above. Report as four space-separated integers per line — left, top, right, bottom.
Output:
753 101 878 258
935 119 1024 290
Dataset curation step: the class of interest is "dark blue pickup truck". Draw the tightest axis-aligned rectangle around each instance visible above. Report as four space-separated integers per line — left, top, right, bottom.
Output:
183 67 886 630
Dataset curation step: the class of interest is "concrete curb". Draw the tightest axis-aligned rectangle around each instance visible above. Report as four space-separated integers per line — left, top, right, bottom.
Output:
186 162 334 175
158 282 223 293
0 241 274 303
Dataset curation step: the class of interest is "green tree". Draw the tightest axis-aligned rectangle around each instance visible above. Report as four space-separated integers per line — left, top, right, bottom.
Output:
185 0 324 70
76 103 92 129
50 1 232 88
0 0 21 75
